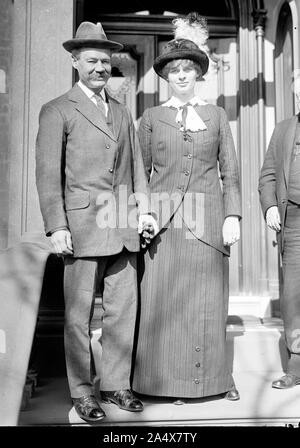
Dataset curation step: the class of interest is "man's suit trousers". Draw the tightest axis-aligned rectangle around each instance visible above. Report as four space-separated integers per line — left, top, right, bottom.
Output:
282 201 300 375
63 249 138 398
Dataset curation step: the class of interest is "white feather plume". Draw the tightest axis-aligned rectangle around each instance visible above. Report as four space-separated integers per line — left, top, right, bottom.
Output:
172 12 209 54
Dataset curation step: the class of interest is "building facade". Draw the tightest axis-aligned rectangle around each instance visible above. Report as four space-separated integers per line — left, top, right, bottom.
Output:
1 0 300 327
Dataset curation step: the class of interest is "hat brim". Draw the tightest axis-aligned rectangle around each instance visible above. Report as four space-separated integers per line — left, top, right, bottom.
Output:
62 39 123 52
153 49 209 79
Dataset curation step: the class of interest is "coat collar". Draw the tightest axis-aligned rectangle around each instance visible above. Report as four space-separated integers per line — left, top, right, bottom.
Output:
283 115 298 187
158 104 210 130
67 84 122 141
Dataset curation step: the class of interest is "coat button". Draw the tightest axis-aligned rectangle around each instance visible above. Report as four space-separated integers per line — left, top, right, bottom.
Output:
187 154 192 159
195 346 201 352
281 199 286 203
106 144 110 149
109 168 113 173
194 379 200 384
195 362 201 368
184 170 190 176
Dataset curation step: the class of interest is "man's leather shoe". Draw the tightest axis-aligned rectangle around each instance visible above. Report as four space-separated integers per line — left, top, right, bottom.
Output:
101 389 144 412
224 386 240 401
272 373 300 389
73 395 106 422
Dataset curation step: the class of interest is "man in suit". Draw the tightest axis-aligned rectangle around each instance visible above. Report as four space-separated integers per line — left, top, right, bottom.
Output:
259 113 300 389
36 21 157 422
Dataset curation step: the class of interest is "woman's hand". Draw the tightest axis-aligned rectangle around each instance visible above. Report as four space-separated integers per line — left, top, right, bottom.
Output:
138 214 159 248
222 216 240 246
265 206 281 232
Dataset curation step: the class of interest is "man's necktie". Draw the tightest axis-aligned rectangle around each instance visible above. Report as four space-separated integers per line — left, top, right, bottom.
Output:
94 93 106 117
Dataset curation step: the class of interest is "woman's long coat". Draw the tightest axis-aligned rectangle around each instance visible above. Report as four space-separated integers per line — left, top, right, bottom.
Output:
139 104 241 254
133 103 241 398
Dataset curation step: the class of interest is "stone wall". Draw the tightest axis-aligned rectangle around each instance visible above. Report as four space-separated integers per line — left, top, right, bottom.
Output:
0 1 12 249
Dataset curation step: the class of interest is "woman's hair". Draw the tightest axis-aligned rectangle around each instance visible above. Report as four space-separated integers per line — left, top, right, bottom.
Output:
162 58 202 80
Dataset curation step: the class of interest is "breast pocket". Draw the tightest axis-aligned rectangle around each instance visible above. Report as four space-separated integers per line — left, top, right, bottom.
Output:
152 139 167 167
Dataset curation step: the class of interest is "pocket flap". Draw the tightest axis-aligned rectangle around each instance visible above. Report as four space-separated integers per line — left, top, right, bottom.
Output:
65 192 90 210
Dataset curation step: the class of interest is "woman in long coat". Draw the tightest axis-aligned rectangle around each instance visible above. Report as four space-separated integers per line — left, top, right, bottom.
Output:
133 13 241 400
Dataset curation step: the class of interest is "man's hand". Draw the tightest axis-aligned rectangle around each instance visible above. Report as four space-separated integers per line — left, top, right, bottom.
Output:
266 206 281 232
223 216 240 246
51 229 74 256
138 214 159 247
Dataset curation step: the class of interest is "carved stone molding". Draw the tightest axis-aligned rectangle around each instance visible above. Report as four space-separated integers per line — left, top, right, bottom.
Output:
111 52 137 80
106 52 137 115
252 8 268 32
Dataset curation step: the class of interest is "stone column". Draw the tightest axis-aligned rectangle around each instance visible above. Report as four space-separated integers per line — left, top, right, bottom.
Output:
8 0 73 247
253 7 270 297
0 0 12 250
238 2 270 298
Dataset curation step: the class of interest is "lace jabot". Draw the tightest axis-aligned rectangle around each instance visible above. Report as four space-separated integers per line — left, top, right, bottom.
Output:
162 96 208 132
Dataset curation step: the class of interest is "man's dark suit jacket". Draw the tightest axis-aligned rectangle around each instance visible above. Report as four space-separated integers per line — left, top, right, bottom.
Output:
259 115 299 253
36 84 150 257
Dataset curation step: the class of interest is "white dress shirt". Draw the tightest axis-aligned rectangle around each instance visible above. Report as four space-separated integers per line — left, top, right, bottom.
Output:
77 80 108 117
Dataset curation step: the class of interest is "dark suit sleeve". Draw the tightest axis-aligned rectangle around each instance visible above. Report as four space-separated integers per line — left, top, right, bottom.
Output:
125 106 151 215
258 125 280 218
137 108 152 180
217 107 242 219
35 104 68 235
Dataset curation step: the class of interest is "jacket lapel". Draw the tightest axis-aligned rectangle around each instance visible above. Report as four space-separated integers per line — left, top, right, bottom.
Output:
158 107 180 129
283 116 298 188
194 105 211 123
67 84 116 141
106 90 123 140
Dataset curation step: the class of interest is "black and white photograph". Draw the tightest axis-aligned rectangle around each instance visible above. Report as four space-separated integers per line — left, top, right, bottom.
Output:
1 0 300 438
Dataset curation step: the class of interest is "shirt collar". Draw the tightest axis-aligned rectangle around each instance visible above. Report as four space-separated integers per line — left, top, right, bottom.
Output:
77 80 107 102
162 95 207 109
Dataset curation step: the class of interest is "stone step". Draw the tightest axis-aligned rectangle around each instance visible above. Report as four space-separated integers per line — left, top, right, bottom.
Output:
19 317 296 427
226 316 287 373
18 371 300 427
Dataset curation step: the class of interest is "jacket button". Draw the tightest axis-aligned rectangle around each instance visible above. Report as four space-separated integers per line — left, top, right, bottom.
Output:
109 168 113 173
187 154 192 159
194 379 200 384
106 144 110 149
195 362 201 368
195 346 201 352
281 199 286 203
184 170 190 176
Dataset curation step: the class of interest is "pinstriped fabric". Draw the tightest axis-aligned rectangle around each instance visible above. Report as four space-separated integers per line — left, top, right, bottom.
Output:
133 218 233 398
138 104 241 256
132 104 240 398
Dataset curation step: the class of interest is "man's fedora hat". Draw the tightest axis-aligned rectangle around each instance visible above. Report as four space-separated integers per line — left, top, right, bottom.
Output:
153 38 209 80
63 21 123 52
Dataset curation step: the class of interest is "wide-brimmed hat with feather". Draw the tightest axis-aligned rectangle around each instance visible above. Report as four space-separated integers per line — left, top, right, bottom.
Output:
63 21 123 52
153 12 210 79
